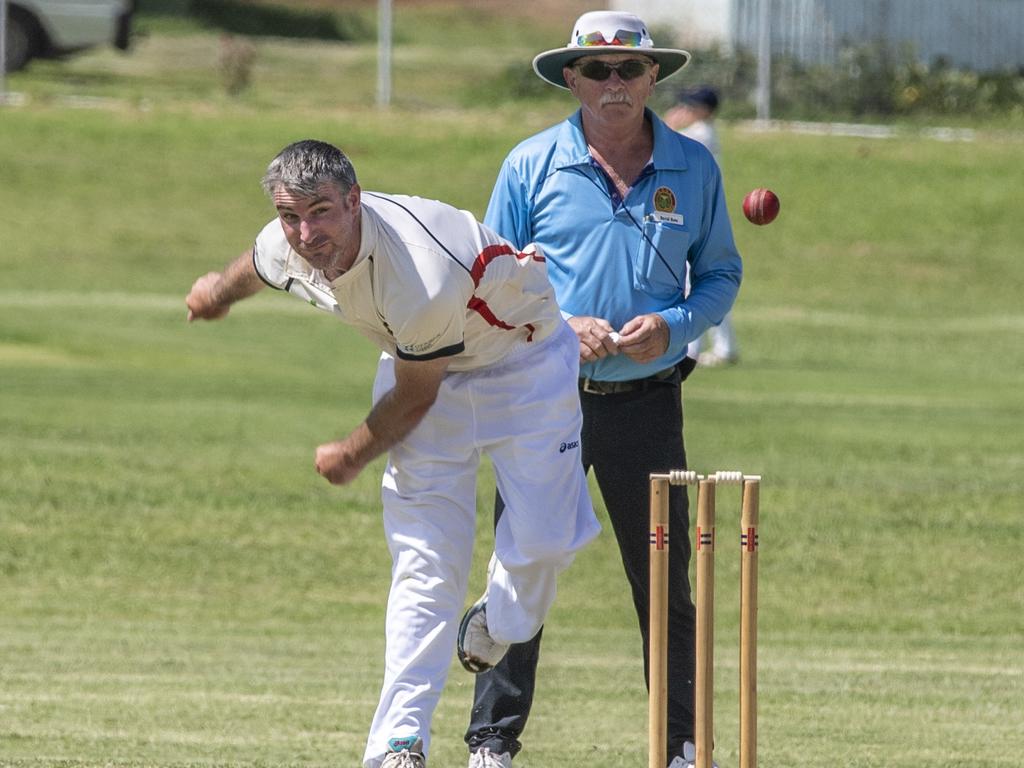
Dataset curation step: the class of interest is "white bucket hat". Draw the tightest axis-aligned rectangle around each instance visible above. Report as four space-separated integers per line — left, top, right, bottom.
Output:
533 10 691 90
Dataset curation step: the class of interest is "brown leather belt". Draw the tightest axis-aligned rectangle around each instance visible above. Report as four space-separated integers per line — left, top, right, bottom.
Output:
579 365 680 395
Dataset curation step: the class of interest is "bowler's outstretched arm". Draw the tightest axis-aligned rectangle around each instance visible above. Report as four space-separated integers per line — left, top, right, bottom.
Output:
185 248 266 322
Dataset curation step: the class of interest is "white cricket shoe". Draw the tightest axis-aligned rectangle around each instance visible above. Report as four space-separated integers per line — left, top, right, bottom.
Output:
381 735 425 768
667 741 718 768
467 747 513 768
457 596 509 673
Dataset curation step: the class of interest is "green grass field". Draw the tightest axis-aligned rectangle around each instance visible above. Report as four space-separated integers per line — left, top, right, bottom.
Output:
2 6 1023 767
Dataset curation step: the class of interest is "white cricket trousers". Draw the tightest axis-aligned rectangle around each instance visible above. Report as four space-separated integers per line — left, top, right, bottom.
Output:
362 322 600 767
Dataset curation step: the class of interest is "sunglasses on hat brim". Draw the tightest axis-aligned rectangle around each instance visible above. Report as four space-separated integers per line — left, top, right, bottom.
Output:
576 29 645 48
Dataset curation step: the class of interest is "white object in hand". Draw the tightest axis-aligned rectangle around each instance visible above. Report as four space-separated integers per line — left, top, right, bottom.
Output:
608 332 621 345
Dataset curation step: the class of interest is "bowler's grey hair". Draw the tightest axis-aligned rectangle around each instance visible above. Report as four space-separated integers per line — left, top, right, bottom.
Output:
261 139 358 198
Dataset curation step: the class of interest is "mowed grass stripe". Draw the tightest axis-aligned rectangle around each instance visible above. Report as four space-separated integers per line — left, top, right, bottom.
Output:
689 388 1005 410
5 648 1016 681
3 291 1023 332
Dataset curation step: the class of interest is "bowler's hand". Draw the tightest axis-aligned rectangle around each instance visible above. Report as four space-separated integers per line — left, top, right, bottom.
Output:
617 314 670 364
568 316 621 363
315 441 365 486
185 272 230 322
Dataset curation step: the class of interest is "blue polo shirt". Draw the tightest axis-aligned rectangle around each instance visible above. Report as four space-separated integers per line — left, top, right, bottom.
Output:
484 108 742 382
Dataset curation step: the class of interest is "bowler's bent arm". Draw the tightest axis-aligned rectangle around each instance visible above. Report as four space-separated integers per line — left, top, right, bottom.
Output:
315 356 450 485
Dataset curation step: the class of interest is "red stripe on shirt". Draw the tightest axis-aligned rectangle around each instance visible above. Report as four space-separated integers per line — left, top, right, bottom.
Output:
467 244 539 342
470 244 516 287
468 296 515 330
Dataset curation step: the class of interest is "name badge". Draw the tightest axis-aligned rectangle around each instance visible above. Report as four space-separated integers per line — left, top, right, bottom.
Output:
649 211 684 226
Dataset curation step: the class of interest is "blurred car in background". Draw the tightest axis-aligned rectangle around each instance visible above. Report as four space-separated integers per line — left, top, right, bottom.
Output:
3 0 135 71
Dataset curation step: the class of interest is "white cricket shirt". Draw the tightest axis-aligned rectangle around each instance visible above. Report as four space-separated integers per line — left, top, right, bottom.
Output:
252 192 562 372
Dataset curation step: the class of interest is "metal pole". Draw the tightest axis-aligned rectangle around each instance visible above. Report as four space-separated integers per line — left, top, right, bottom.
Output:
1 0 8 101
755 0 771 121
376 0 392 107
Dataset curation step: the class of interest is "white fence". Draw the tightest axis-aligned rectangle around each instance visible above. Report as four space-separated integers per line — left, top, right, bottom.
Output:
733 0 1024 71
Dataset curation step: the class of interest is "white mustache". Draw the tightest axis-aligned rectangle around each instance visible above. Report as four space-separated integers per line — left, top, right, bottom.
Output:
601 92 632 106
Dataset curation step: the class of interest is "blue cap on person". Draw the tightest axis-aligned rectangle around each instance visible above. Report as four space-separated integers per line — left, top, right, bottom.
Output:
679 85 720 112
533 10 691 90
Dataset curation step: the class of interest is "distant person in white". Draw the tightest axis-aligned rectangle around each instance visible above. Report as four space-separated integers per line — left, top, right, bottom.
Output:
665 86 739 367
185 139 599 768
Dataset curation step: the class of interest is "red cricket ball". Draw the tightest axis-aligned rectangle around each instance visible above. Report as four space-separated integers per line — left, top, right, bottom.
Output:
742 188 780 225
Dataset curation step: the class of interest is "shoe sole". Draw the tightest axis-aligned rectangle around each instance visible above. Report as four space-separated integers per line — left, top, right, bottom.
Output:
457 596 491 673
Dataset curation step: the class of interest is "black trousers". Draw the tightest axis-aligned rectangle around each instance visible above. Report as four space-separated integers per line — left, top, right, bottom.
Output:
466 375 696 764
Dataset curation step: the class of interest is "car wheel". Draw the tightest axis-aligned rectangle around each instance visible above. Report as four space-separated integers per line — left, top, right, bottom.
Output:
4 10 36 72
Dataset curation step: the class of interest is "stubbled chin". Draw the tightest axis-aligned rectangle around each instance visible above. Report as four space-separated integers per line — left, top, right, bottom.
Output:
299 248 331 266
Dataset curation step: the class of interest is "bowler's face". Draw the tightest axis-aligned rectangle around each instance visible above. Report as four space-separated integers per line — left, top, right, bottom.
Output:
564 53 658 125
273 183 361 276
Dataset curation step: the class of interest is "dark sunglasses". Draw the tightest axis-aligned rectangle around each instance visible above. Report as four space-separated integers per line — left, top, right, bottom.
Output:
576 59 652 82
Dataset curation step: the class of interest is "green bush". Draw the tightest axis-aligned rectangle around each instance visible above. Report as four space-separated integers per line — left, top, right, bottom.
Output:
768 42 1024 120
186 0 371 42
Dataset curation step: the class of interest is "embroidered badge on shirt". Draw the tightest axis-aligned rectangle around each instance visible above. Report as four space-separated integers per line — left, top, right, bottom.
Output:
654 186 677 212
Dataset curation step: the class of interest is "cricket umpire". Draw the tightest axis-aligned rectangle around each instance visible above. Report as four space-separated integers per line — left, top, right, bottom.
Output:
463 11 742 768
